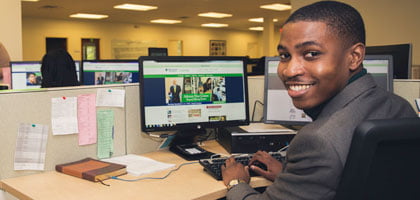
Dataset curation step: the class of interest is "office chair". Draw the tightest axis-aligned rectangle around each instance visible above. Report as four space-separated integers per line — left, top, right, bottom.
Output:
335 118 420 200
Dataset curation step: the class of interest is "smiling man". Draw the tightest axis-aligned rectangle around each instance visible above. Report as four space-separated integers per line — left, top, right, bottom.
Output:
221 1 416 199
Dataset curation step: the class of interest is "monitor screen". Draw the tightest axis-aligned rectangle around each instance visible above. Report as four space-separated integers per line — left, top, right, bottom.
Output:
263 55 394 126
10 61 81 89
263 57 312 126
139 56 250 133
81 60 139 85
363 54 393 92
366 43 412 79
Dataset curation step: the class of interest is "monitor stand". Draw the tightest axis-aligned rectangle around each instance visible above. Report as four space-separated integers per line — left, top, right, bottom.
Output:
169 129 214 161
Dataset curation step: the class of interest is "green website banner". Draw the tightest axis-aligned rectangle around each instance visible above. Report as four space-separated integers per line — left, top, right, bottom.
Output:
144 73 243 78
182 93 212 102
84 70 137 73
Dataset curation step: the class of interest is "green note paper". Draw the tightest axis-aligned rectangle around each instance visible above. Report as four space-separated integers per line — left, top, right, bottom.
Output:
97 110 114 159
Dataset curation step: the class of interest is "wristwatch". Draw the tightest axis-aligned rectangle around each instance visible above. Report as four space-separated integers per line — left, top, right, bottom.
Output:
226 179 246 190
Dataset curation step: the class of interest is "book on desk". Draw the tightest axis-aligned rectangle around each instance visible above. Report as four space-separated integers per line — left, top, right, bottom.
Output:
55 157 127 182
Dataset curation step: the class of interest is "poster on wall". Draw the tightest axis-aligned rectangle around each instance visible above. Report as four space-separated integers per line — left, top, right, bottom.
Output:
111 40 183 58
209 40 226 56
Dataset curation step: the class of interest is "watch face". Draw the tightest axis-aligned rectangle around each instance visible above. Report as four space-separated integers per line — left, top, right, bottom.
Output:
229 179 239 185
227 179 245 190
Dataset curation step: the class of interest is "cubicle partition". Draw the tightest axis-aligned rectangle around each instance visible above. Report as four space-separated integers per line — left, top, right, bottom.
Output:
0 84 161 180
0 78 418 180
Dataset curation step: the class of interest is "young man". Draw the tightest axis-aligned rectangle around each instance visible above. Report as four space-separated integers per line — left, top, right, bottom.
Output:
221 1 417 199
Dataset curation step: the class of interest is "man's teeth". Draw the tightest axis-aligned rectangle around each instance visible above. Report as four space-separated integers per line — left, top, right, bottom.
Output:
289 84 312 91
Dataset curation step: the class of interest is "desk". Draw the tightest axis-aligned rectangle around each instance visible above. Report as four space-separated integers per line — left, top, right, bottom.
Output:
0 140 272 200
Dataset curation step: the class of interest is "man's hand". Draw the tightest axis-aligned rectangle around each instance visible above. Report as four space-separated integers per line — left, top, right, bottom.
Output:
249 151 283 182
221 157 250 186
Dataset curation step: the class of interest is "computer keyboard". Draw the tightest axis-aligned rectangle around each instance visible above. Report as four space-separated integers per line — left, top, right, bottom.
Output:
199 151 286 180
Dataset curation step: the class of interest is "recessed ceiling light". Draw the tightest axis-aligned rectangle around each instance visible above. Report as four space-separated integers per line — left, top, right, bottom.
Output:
201 23 229 28
70 13 108 19
249 27 264 31
249 18 264 23
248 18 281 23
114 3 158 11
198 12 233 18
150 19 182 24
260 3 292 11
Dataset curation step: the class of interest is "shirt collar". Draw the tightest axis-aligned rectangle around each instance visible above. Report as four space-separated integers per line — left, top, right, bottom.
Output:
303 68 367 120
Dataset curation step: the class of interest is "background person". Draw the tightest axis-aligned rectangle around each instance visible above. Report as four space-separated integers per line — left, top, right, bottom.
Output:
40 49 79 88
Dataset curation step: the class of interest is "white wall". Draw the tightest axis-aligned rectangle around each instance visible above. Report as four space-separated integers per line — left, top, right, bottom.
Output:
22 17 264 61
0 0 22 60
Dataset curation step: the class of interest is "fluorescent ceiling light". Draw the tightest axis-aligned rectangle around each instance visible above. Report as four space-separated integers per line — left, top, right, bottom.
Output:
249 18 264 23
260 3 292 11
201 23 229 28
70 13 108 19
249 27 264 31
198 12 232 18
150 19 182 24
248 18 280 23
21 0 39 2
114 3 157 11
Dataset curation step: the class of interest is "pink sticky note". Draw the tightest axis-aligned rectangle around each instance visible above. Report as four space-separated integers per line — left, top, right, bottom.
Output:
2 67 11 88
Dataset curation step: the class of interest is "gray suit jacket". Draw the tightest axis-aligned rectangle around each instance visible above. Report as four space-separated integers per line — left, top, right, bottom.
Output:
227 74 417 200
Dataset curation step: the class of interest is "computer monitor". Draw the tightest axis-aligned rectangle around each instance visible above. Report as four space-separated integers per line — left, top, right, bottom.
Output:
81 60 139 85
139 56 250 159
366 43 412 79
263 57 312 127
10 61 81 89
263 55 394 127
148 48 168 56
363 54 393 92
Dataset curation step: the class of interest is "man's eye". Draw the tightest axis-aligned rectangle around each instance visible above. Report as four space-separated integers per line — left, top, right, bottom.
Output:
279 53 290 61
304 51 321 58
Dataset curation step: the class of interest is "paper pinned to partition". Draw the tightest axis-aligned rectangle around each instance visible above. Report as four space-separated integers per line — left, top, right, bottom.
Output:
102 154 175 176
14 123 49 171
77 94 97 145
51 96 78 135
96 88 125 107
97 109 114 159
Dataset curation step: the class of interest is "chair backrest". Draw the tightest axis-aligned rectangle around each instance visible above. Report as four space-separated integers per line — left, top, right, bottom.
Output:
335 118 420 200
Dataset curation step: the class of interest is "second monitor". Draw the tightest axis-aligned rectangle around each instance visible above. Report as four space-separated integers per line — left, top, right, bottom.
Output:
82 60 139 85
263 54 394 126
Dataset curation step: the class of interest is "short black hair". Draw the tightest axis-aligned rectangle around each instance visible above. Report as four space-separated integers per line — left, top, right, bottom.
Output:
285 1 365 46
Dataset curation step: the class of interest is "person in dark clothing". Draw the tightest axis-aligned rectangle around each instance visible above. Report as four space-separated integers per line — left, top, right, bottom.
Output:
40 49 79 88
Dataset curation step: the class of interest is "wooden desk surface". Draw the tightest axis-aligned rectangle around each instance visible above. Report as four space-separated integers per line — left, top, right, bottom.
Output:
0 140 272 200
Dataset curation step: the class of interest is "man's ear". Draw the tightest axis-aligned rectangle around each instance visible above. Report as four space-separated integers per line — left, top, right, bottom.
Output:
348 42 365 72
